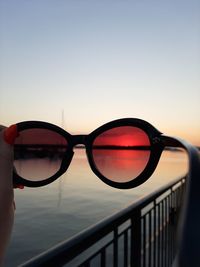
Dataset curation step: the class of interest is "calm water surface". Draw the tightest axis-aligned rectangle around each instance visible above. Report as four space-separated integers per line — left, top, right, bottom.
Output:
5 150 187 266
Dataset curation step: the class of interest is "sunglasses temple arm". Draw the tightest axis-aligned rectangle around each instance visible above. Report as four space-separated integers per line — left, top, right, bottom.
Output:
162 135 200 266
161 135 186 149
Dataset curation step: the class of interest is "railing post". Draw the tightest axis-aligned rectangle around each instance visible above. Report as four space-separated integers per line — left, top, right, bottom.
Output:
113 228 118 267
131 210 142 267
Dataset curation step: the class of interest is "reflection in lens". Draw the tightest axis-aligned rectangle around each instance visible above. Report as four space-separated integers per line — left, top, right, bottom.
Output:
14 129 68 181
92 126 151 182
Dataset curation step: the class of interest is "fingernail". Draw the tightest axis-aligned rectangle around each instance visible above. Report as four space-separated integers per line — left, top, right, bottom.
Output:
17 185 24 189
14 184 24 189
3 124 18 145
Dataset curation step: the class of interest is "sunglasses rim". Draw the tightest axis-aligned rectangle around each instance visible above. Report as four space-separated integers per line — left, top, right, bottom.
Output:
13 118 164 189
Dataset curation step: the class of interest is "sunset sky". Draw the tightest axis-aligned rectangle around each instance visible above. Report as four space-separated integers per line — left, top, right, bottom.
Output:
0 0 199 145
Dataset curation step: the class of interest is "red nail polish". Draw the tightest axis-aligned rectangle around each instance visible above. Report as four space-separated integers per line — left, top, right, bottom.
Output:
17 185 24 189
3 124 18 145
14 184 24 189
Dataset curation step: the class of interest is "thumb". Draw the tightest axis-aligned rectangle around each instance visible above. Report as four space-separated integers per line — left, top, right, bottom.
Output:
0 126 24 190
0 126 14 163
0 128 14 192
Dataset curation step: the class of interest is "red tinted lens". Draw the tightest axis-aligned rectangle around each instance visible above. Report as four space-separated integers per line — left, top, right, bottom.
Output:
14 128 68 181
92 126 151 183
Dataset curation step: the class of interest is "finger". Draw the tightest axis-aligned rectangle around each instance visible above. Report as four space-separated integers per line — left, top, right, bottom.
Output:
0 129 14 162
0 127 24 189
0 129 14 203
3 125 18 145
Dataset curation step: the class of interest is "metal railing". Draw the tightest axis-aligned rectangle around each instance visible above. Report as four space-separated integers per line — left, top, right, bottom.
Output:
20 176 186 267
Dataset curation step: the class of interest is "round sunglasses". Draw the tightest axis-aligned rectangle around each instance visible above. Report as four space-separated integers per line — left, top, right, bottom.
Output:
10 118 185 189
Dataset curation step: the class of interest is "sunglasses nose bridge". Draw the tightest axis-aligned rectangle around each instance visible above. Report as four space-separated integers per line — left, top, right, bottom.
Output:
71 135 87 147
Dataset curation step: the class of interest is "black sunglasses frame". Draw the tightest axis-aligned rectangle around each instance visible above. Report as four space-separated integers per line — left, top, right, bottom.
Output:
13 118 184 189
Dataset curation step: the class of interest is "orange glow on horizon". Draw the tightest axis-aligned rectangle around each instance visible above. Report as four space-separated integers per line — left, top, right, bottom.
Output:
93 126 150 147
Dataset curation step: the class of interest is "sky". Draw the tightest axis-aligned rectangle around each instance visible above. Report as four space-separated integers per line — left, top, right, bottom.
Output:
0 0 199 145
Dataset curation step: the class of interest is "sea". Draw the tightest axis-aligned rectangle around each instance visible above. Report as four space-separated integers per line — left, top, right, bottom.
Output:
4 149 187 266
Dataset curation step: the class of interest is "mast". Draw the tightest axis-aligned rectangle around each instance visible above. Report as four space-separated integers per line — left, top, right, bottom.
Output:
61 109 65 129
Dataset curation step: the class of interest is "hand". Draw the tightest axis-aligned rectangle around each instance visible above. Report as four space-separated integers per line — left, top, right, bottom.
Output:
0 125 15 266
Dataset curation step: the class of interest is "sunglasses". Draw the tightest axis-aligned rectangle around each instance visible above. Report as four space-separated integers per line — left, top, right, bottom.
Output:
9 118 184 189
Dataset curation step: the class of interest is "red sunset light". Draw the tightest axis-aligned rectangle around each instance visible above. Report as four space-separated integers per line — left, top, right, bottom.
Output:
93 126 150 147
